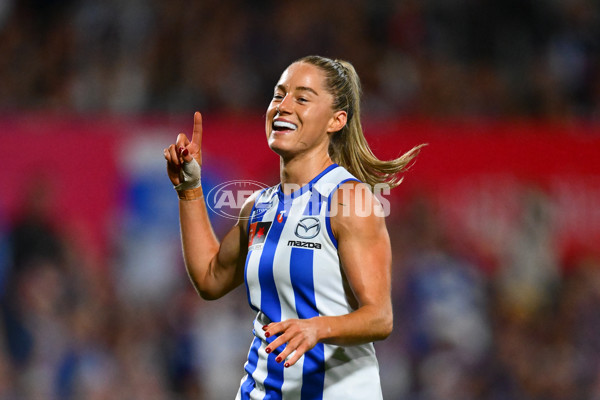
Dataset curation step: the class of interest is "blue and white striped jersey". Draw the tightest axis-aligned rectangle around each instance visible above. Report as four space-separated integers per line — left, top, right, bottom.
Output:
236 164 383 400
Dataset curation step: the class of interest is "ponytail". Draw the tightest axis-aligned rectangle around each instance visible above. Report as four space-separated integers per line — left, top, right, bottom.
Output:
298 55 425 189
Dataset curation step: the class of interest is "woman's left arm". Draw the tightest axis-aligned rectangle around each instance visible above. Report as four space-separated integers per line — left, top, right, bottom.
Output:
263 181 393 367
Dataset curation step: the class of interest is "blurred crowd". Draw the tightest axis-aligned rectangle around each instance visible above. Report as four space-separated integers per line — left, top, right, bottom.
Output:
0 0 599 118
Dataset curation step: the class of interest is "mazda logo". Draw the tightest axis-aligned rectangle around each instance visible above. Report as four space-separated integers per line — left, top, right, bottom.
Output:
295 217 320 239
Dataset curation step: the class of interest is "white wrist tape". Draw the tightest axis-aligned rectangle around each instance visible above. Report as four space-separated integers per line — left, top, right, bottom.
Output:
174 158 201 191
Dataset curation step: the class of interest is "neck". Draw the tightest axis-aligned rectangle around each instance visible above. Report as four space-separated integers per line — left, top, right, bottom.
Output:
279 151 333 195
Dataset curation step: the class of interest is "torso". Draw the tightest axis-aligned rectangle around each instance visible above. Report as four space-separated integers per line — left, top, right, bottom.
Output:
236 164 383 400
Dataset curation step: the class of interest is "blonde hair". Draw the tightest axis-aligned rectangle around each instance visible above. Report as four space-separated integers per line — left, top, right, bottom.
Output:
297 55 425 188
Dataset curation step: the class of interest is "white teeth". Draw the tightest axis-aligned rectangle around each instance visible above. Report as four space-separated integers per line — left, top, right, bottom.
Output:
273 120 297 130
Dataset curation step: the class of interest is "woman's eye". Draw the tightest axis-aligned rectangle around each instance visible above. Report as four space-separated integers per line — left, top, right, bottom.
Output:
273 94 283 100
298 97 308 103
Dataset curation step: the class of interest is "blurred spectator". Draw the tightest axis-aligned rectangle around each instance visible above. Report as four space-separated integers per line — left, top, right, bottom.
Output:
495 187 560 321
1 177 65 370
0 0 598 118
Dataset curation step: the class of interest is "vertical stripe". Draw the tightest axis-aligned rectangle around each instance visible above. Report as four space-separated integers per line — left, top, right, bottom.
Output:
257 198 290 398
240 337 262 399
244 253 259 313
290 248 317 320
302 343 325 400
290 247 325 399
258 198 287 323
244 194 269 313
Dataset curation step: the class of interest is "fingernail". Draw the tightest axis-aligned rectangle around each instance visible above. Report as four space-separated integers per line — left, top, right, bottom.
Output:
284 363 290 368
178 147 184 155
265 332 270 338
182 148 189 157
265 347 271 354
275 357 282 363
262 325 268 331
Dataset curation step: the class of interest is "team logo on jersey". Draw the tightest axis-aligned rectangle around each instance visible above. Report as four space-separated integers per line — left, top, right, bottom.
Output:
248 221 272 247
295 217 320 239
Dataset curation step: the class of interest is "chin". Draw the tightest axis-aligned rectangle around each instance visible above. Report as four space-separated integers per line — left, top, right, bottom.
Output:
268 140 289 157
267 136 296 159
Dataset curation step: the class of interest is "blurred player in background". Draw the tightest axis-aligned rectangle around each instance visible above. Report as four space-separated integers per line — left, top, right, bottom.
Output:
164 55 423 399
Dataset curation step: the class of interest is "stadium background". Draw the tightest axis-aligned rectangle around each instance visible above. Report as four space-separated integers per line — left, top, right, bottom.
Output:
1 1 599 398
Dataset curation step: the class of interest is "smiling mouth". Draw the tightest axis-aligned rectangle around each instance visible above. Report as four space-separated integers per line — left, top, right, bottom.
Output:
272 120 297 133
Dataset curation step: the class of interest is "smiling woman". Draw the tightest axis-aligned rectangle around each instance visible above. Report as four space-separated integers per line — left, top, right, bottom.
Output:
163 55 424 399
265 61 344 164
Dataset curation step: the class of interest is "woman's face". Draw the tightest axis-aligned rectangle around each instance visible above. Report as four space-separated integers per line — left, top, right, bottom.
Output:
266 62 346 158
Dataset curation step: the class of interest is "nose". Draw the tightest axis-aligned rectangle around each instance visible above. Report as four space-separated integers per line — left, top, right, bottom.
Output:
277 94 293 114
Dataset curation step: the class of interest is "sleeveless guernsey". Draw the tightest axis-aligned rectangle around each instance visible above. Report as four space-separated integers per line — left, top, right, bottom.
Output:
235 164 383 400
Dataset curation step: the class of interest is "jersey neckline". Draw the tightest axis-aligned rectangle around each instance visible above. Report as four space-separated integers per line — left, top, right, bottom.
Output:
276 163 339 201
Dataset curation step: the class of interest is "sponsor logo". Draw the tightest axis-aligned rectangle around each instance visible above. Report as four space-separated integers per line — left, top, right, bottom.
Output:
277 211 285 223
295 216 320 239
248 221 272 247
287 240 322 249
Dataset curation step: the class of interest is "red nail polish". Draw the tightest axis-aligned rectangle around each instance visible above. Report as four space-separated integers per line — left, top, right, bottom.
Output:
265 332 270 338
262 325 268 331
275 357 281 363
265 348 271 354
284 363 290 368
182 148 189 157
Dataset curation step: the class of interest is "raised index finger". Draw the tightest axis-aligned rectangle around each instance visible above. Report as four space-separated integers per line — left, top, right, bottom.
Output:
192 111 202 147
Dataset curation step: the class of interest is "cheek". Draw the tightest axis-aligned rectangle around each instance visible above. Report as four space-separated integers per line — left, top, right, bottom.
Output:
265 105 276 129
308 109 334 130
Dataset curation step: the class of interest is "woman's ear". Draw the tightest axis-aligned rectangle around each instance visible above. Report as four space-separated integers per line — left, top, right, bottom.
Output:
327 110 348 133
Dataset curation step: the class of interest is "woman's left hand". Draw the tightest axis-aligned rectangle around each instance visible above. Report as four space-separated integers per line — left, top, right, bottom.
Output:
262 318 322 368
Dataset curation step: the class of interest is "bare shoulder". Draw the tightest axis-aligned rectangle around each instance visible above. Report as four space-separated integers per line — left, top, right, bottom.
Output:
329 181 387 238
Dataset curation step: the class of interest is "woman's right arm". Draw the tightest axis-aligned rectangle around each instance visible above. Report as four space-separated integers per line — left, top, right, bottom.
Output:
164 112 252 300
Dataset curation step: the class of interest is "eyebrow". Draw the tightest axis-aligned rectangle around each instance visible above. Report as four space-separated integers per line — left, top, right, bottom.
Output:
275 84 319 96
